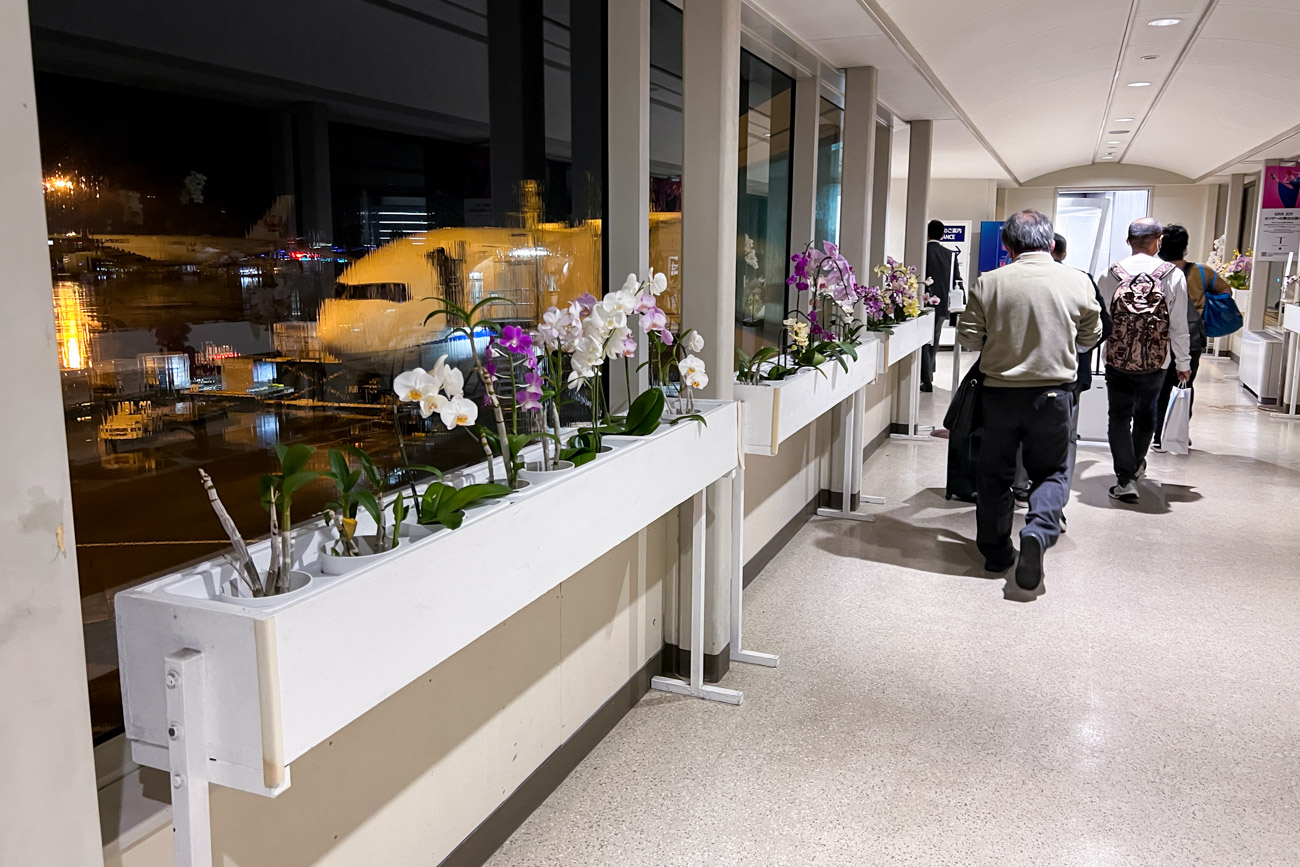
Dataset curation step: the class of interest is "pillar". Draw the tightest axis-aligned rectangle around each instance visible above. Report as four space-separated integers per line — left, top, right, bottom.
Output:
892 119 932 435
787 71 820 311
292 101 334 244
0 0 102 861
487 0 546 225
870 117 893 276
828 66 877 507
675 0 740 680
1246 165 1270 333
606 0 650 411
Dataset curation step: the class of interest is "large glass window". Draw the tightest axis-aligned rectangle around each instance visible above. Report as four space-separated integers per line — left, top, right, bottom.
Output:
650 0 684 330
814 98 844 247
31 0 605 741
736 51 795 353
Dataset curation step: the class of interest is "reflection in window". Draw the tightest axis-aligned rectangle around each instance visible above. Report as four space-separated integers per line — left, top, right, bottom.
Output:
650 0 684 330
736 51 796 354
31 0 604 741
815 98 844 248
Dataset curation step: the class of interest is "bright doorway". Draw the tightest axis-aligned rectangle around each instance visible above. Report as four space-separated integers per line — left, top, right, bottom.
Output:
1056 189 1152 280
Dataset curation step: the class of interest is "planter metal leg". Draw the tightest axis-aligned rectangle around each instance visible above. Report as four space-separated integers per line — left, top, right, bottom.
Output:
728 464 778 668
165 649 212 867
652 489 743 704
817 388 883 522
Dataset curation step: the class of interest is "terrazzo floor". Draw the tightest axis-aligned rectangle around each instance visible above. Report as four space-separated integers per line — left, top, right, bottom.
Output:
486 353 1300 866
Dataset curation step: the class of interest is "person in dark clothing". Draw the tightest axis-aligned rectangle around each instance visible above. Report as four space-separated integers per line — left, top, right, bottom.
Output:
958 211 1102 593
921 219 962 392
1154 224 1207 451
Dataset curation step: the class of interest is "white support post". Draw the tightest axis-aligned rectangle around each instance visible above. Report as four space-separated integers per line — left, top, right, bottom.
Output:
729 459 778 668
652 490 743 704
817 387 884 522
165 649 212 867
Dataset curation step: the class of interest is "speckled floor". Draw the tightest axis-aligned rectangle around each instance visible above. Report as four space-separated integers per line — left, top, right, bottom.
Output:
486 354 1300 866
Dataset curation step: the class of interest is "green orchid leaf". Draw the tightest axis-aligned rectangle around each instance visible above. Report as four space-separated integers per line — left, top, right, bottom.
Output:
418 482 453 524
622 388 665 437
328 449 351 487
404 463 445 482
354 488 383 526
436 509 465 530
443 482 511 514
257 474 275 511
345 445 383 488
668 413 707 426
276 443 315 478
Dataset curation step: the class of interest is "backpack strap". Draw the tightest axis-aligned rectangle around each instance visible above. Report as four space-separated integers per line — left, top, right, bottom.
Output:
1198 264 1218 293
1151 262 1177 281
1110 263 1132 281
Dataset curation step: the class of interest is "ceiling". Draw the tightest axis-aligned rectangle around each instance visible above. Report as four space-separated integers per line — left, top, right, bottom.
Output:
749 0 1300 185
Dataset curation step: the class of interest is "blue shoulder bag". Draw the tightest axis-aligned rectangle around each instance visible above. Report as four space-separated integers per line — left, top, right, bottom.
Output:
1199 264 1243 338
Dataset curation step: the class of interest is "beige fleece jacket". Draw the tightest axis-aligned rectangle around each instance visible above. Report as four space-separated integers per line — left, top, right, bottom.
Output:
958 252 1103 388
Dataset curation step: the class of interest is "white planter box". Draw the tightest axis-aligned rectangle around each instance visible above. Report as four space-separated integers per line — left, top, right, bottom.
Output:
884 310 935 366
115 400 740 798
732 338 880 455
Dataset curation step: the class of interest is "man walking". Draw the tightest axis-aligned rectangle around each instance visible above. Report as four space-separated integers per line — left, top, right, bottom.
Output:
1098 218 1191 502
1153 223 1207 451
958 211 1102 592
921 219 962 392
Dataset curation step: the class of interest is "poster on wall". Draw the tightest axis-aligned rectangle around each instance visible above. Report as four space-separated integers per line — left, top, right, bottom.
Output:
1258 166 1300 262
939 221 972 290
979 221 1011 272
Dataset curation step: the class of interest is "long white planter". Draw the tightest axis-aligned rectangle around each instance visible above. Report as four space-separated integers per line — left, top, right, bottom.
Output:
115 400 740 800
884 309 935 367
732 337 881 455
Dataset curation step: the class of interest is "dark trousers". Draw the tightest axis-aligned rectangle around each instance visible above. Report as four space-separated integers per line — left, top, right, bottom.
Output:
920 312 947 387
976 386 1074 561
1106 367 1165 483
1155 351 1201 446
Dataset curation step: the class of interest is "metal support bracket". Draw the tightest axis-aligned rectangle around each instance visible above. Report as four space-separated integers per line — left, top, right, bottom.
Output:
651 489 743 704
817 387 884 523
165 649 211 867
728 465 779 668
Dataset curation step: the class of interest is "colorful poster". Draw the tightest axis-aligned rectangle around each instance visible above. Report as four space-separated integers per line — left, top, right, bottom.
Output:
1258 166 1300 262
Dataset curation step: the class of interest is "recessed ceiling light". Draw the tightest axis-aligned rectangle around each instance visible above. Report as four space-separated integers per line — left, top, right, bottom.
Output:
1127 81 1152 87
1108 130 1132 135
1148 17 1182 26
1107 141 1123 145
1115 118 1135 123
1102 155 1115 160
1141 55 1160 61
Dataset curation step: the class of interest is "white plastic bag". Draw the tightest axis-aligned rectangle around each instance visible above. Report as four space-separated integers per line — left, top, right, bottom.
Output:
1161 384 1192 455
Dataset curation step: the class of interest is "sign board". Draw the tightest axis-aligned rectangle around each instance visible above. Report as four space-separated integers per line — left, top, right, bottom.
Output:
979 221 1011 272
1258 166 1300 262
938 220 972 289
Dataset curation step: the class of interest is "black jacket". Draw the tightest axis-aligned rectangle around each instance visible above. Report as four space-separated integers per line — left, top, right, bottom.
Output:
926 240 962 318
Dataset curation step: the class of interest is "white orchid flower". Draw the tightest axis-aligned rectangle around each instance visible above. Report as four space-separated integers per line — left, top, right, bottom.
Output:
394 367 439 403
441 365 465 398
439 396 479 429
650 269 668 296
678 354 706 378
684 370 709 390
605 325 634 360
682 330 704 353
418 392 449 419
621 273 640 295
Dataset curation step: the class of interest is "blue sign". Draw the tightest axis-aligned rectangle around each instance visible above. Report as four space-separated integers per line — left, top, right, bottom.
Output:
942 225 966 243
979 221 1011 271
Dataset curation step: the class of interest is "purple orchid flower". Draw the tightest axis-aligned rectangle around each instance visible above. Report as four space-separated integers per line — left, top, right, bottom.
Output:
499 324 533 354
516 390 543 412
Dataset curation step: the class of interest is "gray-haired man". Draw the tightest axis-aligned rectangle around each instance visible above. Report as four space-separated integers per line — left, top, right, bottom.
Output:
1097 217 1191 503
958 211 1103 593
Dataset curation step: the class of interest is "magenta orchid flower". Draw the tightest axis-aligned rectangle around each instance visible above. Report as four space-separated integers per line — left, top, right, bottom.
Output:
499 325 533 354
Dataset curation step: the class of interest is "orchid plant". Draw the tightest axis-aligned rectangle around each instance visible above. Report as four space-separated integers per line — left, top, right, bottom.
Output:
870 256 931 327
1218 249 1253 292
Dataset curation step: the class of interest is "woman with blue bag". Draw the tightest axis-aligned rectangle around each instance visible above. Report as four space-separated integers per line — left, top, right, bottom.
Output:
1153 225 1243 450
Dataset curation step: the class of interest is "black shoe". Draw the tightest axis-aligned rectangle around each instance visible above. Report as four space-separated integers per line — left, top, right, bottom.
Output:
920 383 933 393
1016 534 1044 591
984 547 1015 573
1013 487 1030 503
1059 513 1067 534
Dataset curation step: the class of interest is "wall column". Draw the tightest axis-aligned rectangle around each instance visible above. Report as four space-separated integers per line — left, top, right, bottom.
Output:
606 0 650 411
0 0 102 861
829 65 877 506
1224 172 1246 255
788 69 820 310
676 0 740 678
1246 165 1270 333
870 116 893 277
892 119 932 435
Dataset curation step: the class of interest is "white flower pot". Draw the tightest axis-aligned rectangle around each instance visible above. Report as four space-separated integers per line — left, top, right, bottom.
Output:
517 459 576 484
318 524 436 576
218 570 313 607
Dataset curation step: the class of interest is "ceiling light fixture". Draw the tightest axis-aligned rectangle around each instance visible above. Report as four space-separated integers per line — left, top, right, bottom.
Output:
1108 130 1132 135
1107 141 1123 145
1102 155 1115 160
1142 55 1160 61
1115 117 1135 123
1127 81 1152 87
1148 17 1181 26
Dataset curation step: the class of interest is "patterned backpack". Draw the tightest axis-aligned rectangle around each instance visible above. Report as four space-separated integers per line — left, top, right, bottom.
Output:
1105 262 1175 373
